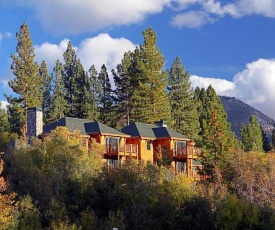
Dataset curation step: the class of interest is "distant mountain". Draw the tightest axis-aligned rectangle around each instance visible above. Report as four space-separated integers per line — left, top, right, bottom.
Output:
220 96 275 139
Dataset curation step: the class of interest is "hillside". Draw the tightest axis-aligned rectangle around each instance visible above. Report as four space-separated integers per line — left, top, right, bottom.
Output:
220 96 275 138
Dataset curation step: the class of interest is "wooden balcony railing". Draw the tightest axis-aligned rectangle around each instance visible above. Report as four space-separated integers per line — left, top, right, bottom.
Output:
173 147 201 157
105 144 138 155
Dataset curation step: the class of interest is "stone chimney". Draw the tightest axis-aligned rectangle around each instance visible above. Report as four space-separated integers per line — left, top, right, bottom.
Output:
27 107 43 141
154 120 167 127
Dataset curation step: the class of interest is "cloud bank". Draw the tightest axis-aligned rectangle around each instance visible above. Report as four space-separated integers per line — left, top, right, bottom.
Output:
3 0 275 34
191 59 275 120
34 34 136 75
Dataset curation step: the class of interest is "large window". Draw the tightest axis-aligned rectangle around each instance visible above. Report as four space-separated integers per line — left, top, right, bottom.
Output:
174 141 186 155
106 137 120 152
106 137 120 145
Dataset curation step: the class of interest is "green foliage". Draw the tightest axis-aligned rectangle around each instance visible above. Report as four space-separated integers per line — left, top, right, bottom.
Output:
112 51 132 128
16 195 42 230
49 59 67 122
5 22 42 137
82 66 100 120
0 105 11 152
7 127 102 228
98 64 115 126
129 28 171 124
39 60 52 126
240 115 263 152
167 56 200 140
197 86 235 173
215 194 260 230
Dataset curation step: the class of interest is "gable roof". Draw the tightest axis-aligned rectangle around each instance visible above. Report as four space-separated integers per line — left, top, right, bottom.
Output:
152 127 190 140
43 118 129 137
43 117 92 134
84 122 129 137
120 122 157 139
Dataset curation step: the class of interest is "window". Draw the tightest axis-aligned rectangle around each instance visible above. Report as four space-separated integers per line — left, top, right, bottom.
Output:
147 140 151 150
106 137 120 152
174 141 186 155
177 162 186 173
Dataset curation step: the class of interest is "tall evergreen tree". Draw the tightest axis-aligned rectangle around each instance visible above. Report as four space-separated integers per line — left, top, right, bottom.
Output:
167 56 200 139
5 22 42 137
98 64 114 126
240 115 263 152
73 58 86 118
39 60 52 125
112 51 132 128
85 65 100 120
198 86 235 167
49 59 67 122
62 41 77 117
129 28 170 124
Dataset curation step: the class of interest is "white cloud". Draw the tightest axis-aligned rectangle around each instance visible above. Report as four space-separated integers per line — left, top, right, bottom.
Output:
171 11 215 28
34 39 69 71
3 0 275 33
77 33 136 72
190 75 235 95
190 59 275 120
171 0 275 29
232 59 275 119
10 0 171 35
237 0 275 18
34 34 136 82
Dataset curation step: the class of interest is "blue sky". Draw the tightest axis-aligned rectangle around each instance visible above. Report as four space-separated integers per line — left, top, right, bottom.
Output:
1 0 275 118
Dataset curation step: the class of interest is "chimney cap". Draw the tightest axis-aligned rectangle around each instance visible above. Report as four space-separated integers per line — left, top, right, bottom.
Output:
154 120 167 127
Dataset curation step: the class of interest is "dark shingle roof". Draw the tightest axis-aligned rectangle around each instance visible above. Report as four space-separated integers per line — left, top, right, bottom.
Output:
84 122 129 137
152 127 190 140
121 122 191 140
120 122 157 139
43 117 92 134
42 118 128 137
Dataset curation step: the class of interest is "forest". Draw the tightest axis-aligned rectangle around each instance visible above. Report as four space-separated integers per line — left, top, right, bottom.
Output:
0 22 275 229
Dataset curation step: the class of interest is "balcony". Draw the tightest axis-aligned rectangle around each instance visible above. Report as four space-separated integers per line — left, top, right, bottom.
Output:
173 147 200 159
105 143 138 157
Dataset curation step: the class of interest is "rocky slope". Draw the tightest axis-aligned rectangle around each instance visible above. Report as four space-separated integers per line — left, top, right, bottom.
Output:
220 96 274 138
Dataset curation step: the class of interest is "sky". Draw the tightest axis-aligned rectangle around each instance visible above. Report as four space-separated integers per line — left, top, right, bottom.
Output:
1 0 275 119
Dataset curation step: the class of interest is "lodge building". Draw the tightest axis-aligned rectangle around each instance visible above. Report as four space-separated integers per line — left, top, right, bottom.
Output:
27 107 202 179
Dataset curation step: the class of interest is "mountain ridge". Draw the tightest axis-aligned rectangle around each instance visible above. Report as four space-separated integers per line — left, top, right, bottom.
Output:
220 96 274 138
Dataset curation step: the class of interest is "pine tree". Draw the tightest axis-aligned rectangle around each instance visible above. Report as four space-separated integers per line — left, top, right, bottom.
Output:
39 60 52 125
49 59 67 122
98 64 114 126
73 58 86 118
62 41 77 117
198 86 235 167
167 56 200 139
5 22 42 137
85 65 100 120
129 28 170 124
240 115 263 152
112 51 132 128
